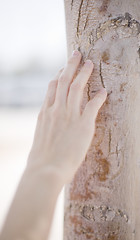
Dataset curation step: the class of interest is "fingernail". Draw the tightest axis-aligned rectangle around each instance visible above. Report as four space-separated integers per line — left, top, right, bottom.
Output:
72 50 80 57
84 59 93 67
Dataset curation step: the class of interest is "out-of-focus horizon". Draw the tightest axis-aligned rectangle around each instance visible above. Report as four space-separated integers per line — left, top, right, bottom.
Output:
0 1 67 239
0 0 67 107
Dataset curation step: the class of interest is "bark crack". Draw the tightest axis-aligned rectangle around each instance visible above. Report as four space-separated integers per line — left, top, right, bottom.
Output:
125 12 133 27
85 0 89 12
99 60 105 88
87 82 91 101
83 14 89 31
109 144 121 157
83 0 90 30
76 0 84 38
87 47 94 58
116 143 119 157
138 47 140 58
109 128 111 153
71 0 74 10
111 151 125 180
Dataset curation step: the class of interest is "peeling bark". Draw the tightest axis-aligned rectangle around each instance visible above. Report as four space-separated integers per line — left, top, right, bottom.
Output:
63 0 140 239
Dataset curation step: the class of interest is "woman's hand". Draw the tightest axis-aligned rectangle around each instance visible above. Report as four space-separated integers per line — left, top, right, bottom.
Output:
27 50 107 184
0 51 108 240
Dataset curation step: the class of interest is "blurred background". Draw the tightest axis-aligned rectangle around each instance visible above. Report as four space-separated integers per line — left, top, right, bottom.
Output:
0 0 67 239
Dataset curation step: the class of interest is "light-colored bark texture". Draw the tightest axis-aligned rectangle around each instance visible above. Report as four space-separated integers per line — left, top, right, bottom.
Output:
63 0 140 239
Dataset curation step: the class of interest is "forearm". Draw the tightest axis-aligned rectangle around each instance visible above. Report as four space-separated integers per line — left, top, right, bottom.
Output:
0 50 107 240
0 164 64 240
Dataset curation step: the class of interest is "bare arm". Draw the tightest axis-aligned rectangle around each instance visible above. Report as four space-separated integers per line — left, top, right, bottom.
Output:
0 50 107 240
0 166 64 240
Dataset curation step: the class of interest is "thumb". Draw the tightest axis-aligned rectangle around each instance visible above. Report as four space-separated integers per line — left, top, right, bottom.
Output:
82 88 107 123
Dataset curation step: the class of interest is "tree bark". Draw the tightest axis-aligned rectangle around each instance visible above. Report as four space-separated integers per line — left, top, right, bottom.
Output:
63 0 140 239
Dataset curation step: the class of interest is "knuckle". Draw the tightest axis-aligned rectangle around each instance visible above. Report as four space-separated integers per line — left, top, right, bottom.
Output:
67 57 74 65
48 79 57 88
37 110 44 121
51 105 60 117
58 74 66 84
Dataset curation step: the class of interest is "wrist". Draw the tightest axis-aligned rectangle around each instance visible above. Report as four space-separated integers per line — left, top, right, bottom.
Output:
25 161 65 191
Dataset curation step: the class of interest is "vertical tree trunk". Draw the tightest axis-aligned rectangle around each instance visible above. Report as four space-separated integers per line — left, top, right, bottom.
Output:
63 0 140 239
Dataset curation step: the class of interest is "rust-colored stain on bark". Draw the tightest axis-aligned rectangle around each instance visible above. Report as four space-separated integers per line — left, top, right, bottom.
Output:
70 215 94 239
96 158 110 181
105 97 109 105
120 82 127 92
102 50 110 63
70 173 98 201
97 149 104 156
98 0 110 13
70 216 82 235
107 234 118 240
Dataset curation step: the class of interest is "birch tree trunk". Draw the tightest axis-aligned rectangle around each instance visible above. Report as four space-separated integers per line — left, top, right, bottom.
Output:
63 0 140 239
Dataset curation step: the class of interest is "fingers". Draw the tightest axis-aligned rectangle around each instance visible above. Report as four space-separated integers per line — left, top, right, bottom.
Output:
55 50 82 106
82 88 107 126
67 60 94 116
42 68 64 110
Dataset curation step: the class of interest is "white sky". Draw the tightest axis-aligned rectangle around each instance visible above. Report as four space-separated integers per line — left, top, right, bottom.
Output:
0 0 67 72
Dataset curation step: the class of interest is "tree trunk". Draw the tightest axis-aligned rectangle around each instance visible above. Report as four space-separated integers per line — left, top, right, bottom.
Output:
63 0 140 239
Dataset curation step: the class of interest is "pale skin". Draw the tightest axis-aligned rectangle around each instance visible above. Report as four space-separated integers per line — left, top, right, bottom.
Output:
0 50 107 240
